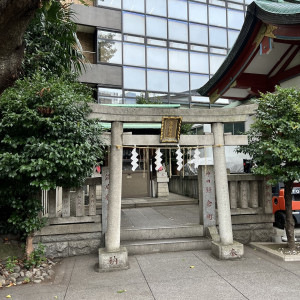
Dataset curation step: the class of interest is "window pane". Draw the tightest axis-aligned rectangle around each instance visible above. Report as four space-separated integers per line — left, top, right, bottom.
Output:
210 54 225 74
228 3 243 10
190 73 209 89
124 67 146 89
210 47 227 55
209 27 227 47
124 43 145 67
97 0 121 9
98 31 122 41
189 24 208 45
169 71 189 93
98 97 122 104
124 35 144 43
209 0 225 7
228 30 239 48
146 0 167 17
169 94 189 105
209 6 226 27
169 20 188 42
169 42 188 49
191 95 209 103
228 9 244 30
189 2 207 23
147 46 168 69
168 0 187 20
234 122 245 135
147 69 168 92
98 40 122 64
190 52 209 73
146 16 167 39
190 45 208 52
169 49 188 71
123 0 144 13
98 87 122 97
147 39 167 46
124 98 137 104
148 93 168 103
125 90 140 98
123 12 145 36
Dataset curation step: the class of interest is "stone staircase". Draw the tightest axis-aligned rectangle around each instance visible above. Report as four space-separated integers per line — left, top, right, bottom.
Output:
120 224 211 255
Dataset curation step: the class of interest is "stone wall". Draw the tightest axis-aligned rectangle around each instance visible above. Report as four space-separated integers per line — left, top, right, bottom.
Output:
33 221 102 258
232 223 276 244
169 176 198 199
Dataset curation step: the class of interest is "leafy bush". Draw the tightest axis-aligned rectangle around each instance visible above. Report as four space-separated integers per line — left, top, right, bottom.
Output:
0 73 104 237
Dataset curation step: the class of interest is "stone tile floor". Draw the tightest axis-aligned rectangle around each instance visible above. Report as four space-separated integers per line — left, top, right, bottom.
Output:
2 246 300 300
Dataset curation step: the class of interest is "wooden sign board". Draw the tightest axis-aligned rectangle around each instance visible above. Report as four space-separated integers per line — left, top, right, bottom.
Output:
160 116 182 143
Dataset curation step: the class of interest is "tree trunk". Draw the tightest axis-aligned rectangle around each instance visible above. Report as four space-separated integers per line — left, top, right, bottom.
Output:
284 181 295 250
0 0 41 95
25 234 35 259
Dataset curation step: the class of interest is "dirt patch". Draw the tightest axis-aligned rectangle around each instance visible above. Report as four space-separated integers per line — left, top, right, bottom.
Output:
263 243 300 255
250 242 300 261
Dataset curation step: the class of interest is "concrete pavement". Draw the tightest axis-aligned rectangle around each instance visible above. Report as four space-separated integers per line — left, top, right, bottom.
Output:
1 246 300 300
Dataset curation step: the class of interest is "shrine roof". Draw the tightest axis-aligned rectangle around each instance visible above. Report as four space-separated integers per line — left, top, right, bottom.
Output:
198 0 300 103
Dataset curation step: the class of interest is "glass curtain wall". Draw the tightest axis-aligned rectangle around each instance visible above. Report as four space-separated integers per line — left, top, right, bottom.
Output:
96 0 248 106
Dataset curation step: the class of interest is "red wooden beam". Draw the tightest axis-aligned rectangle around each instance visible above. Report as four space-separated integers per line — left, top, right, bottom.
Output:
270 65 300 86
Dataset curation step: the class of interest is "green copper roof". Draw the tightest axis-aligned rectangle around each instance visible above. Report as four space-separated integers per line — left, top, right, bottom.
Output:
255 1 300 15
100 123 161 129
101 104 180 108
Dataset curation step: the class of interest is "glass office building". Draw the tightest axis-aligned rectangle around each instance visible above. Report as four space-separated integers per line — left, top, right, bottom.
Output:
78 0 251 106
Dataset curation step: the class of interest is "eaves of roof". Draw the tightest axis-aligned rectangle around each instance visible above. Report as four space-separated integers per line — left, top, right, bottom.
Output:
198 0 300 98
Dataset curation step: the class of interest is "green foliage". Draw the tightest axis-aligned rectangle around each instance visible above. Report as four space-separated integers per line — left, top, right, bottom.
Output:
136 93 163 104
22 0 85 78
0 73 104 236
180 124 194 135
237 86 300 185
23 243 46 269
7 197 46 237
6 256 18 273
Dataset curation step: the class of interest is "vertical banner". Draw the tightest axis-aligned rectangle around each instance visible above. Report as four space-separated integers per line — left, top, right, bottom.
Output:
198 165 216 228
102 167 110 234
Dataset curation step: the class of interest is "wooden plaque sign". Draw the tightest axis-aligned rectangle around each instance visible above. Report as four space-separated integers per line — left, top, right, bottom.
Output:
160 116 182 143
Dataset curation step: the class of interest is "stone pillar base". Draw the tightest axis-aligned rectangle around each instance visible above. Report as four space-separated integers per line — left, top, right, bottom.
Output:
211 241 244 260
97 247 129 272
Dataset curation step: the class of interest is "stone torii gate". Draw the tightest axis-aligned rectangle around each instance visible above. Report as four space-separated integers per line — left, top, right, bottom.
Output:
89 103 257 271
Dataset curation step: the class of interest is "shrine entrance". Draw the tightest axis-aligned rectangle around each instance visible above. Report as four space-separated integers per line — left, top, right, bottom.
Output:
90 103 257 271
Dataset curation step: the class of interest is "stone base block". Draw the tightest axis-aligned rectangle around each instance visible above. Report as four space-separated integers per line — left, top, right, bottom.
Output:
211 241 244 260
98 247 129 272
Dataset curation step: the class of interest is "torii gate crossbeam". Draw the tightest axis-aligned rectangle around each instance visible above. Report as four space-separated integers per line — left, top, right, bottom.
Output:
94 105 257 271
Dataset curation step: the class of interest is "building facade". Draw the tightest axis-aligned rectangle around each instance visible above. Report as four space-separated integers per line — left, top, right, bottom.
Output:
72 0 251 107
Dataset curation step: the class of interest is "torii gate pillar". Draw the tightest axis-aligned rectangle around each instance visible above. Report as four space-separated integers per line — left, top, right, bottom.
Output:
98 121 129 272
211 123 244 259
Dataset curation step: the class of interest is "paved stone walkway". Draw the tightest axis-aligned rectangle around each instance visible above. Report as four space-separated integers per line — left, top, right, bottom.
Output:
2 246 300 300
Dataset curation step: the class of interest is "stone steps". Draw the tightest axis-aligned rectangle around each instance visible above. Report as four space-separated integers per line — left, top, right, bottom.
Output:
96 198 197 211
122 237 211 255
120 225 210 255
121 225 204 241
